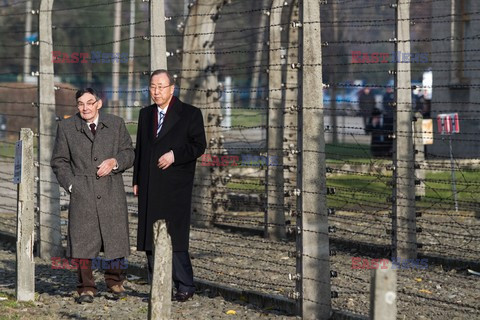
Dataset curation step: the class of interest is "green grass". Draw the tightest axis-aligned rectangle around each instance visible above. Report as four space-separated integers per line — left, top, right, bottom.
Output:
126 123 138 136
420 170 480 208
227 180 265 192
226 170 480 212
230 108 263 127
327 173 392 209
325 143 374 163
0 143 16 158
0 292 38 320
126 107 264 133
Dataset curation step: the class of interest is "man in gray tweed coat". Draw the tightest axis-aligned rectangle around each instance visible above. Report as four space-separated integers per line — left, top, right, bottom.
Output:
51 88 134 303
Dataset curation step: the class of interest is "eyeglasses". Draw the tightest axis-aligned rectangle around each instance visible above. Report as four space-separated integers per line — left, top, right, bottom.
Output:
76 100 98 108
149 84 173 90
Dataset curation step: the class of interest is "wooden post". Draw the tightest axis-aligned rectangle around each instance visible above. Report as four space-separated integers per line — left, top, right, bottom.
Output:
16 128 35 302
392 0 417 260
298 0 331 318
265 0 287 241
148 220 172 320
38 0 62 259
414 112 425 197
370 260 397 320
150 0 167 71
180 0 225 228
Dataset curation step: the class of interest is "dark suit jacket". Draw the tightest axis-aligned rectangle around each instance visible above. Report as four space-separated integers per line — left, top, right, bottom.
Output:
133 97 206 251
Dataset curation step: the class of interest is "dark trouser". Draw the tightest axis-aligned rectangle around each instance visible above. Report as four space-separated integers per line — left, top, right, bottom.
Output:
77 258 126 295
146 251 195 294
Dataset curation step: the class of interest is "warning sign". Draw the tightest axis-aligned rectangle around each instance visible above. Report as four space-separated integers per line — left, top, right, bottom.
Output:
422 119 433 145
437 113 460 135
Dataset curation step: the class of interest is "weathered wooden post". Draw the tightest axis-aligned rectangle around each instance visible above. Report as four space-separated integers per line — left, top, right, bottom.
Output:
15 128 35 302
148 220 172 320
370 260 397 320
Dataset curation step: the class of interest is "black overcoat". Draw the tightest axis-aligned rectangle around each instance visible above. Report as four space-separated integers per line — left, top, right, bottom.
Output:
133 97 206 252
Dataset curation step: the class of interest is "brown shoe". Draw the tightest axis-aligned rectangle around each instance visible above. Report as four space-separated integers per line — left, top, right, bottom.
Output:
77 291 94 304
108 284 127 299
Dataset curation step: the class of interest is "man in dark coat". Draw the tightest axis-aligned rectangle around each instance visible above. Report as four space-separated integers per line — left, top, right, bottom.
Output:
133 69 206 302
51 88 134 303
358 87 376 130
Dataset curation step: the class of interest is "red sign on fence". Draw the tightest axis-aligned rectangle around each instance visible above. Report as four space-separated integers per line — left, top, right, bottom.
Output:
437 113 460 135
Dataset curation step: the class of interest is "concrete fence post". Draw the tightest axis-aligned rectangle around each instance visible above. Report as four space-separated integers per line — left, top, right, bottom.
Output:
148 220 172 320
16 128 35 302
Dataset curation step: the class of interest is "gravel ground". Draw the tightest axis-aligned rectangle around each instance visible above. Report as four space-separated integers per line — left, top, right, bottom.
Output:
2 227 480 319
0 241 298 320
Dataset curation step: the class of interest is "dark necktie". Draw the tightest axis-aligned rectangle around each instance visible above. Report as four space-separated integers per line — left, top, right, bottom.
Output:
157 110 165 137
89 123 96 135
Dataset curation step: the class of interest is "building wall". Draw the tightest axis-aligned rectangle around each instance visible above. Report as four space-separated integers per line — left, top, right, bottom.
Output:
429 0 480 158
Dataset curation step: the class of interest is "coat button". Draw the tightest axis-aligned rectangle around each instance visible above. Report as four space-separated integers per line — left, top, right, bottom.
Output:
94 157 98 161
97 195 101 199
96 176 100 180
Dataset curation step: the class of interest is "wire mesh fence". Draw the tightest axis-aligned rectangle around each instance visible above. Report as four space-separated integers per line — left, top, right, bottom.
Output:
0 0 479 318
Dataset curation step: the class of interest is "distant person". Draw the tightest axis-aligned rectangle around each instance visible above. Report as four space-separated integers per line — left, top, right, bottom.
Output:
358 87 376 130
51 88 134 303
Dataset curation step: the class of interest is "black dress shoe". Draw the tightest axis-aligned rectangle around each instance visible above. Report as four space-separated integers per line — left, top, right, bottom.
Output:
173 291 194 302
77 291 94 304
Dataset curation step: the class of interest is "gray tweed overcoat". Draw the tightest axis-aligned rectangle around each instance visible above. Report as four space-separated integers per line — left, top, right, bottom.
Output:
51 113 134 259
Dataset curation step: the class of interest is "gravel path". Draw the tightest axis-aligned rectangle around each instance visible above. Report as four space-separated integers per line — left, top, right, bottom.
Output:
0 241 298 320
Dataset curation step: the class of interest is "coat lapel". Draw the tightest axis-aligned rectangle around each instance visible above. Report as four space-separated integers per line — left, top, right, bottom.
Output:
154 98 182 143
74 113 94 142
96 113 111 139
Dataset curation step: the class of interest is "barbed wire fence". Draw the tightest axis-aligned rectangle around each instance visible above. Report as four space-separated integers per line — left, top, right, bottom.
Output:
0 0 479 318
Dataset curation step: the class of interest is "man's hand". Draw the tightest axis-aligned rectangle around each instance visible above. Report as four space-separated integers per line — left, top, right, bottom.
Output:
97 158 117 177
133 185 138 196
158 151 174 170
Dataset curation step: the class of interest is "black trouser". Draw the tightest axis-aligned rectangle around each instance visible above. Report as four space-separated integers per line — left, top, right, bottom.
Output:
146 251 195 294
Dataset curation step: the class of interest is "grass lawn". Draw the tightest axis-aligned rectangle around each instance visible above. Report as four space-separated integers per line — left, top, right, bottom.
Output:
226 170 480 212
326 143 376 163
230 108 263 127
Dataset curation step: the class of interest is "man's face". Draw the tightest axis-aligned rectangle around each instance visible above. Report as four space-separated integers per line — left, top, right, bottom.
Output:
77 92 102 122
149 73 175 107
